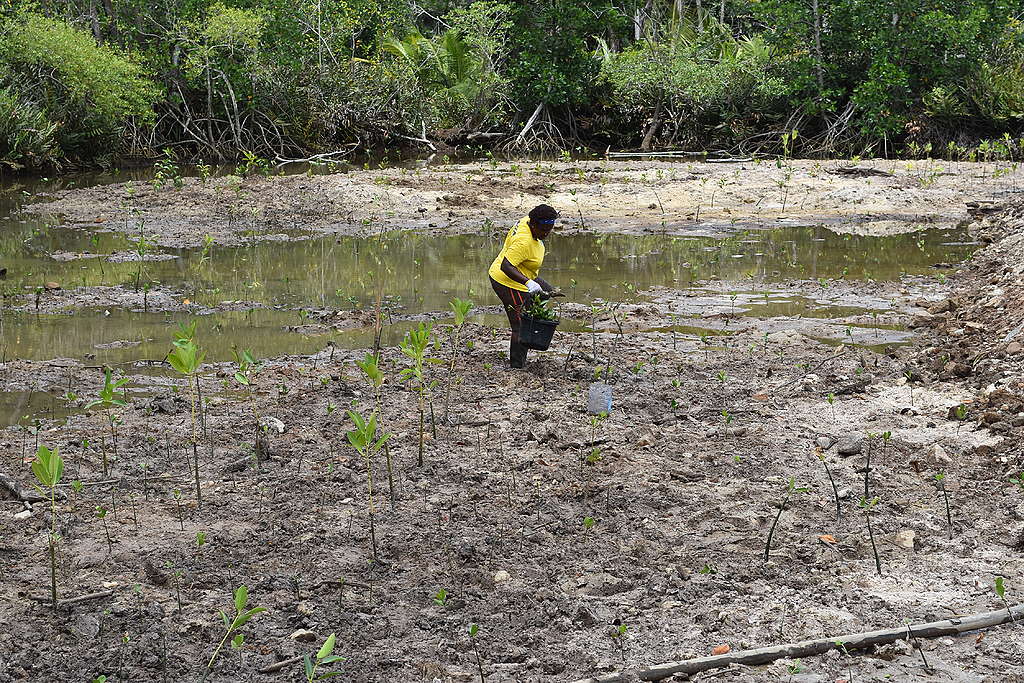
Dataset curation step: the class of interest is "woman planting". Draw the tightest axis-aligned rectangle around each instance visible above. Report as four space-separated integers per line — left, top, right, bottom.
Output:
488 204 561 368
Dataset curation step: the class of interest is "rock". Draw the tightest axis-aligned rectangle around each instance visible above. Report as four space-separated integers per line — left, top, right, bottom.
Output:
260 416 286 434
296 601 313 616
894 529 916 549
13 509 32 520
493 570 510 584
837 487 852 500
582 572 629 596
927 300 952 314
1007 342 1023 355
815 436 833 449
289 629 317 643
44 281 60 290
574 605 599 626
990 421 1011 433
926 445 952 467
73 614 100 639
837 435 863 457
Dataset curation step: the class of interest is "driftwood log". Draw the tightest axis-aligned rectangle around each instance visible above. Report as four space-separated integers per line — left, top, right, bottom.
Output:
574 603 1024 683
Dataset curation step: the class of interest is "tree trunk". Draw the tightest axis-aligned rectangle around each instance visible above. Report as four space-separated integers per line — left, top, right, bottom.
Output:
641 99 663 151
811 0 824 91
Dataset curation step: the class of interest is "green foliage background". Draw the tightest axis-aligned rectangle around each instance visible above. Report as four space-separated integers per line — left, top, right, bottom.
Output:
1 0 1022 169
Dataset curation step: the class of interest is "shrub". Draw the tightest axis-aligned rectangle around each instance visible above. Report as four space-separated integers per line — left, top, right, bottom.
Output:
0 12 157 161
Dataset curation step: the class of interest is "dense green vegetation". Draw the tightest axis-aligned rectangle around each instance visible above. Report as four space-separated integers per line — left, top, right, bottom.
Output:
1 0 1022 169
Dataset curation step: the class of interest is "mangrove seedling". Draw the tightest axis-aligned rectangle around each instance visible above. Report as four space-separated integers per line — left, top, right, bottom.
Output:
85 368 130 475
935 472 953 538
207 585 266 671
1011 471 1024 492
232 347 264 451
433 588 448 607
356 353 394 504
610 622 627 663
827 393 836 422
168 323 206 508
346 409 391 562
954 403 968 436
444 297 474 420
468 624 485 683
816 446 841 525
173 488 184 530
995 577 1013 622
399 323 441 467
859 496 882 575
525 294 558 322
31 444 64 608
764 477 809 562
304 632 345 681
96 505 113 553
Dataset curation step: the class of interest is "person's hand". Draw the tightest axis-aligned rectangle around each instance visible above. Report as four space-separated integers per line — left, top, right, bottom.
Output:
525 280 543 294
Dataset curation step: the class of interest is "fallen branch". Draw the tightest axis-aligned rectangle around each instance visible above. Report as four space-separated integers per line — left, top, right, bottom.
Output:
259 655 304 674
573 603 1024 683
28 590 115 608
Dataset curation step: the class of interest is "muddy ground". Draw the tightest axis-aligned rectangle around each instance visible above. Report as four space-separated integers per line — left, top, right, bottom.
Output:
2 161 1024 683
26 158 1022 247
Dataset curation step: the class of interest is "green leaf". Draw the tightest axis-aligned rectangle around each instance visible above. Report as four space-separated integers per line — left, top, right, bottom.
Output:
317 633 336 660
231 634 244 648
317 672 344 679
220 610 229 626
303 653 313 680
234 372 249 385
234 585 248 613
320 655 345 664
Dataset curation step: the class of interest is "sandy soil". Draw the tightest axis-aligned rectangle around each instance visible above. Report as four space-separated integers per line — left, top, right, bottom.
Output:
2 163 1023 683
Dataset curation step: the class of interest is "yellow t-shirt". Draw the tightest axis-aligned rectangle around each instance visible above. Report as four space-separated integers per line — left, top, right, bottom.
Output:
488 216 545 291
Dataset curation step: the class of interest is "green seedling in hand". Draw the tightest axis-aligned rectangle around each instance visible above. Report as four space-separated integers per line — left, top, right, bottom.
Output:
31 445 63 607
85 368 129 475
764 477 809 562
525 294 558 322
304 632 345 681
207 586 266 670
346 410 391 562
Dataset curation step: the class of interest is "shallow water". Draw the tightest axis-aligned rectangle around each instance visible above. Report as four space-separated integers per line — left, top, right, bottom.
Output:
2 168 978 379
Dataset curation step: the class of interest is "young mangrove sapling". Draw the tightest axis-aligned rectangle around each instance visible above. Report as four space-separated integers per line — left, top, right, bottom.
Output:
356 353 394 504
764 477 809 562
399 323 440 467
935 472 953 538
85 369 130 475
444 297 473 420
30 444 64 607
167 323 206 508
859 496 883 575
304 632 345 681
346 409 391 562
207 585 266 671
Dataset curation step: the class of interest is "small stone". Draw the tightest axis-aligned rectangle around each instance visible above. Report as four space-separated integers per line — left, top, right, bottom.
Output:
927 444 951 467
894 529 916 549
44 281 60 290
259 416 286 433
837 435 863 456
296 601 313 616
837 488 852 500
1007 342 1022 355
493 570 510 584
815 436 833 449
13 509 32 520
290 629 317 643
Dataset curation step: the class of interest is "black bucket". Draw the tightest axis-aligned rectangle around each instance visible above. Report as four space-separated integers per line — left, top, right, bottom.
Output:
519 313 559 351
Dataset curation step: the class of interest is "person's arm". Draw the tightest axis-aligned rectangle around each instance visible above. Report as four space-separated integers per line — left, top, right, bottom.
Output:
500 258 544 294
534 276 555 292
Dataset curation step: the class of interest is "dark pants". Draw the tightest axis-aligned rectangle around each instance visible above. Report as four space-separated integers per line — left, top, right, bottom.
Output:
490 277 528 368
